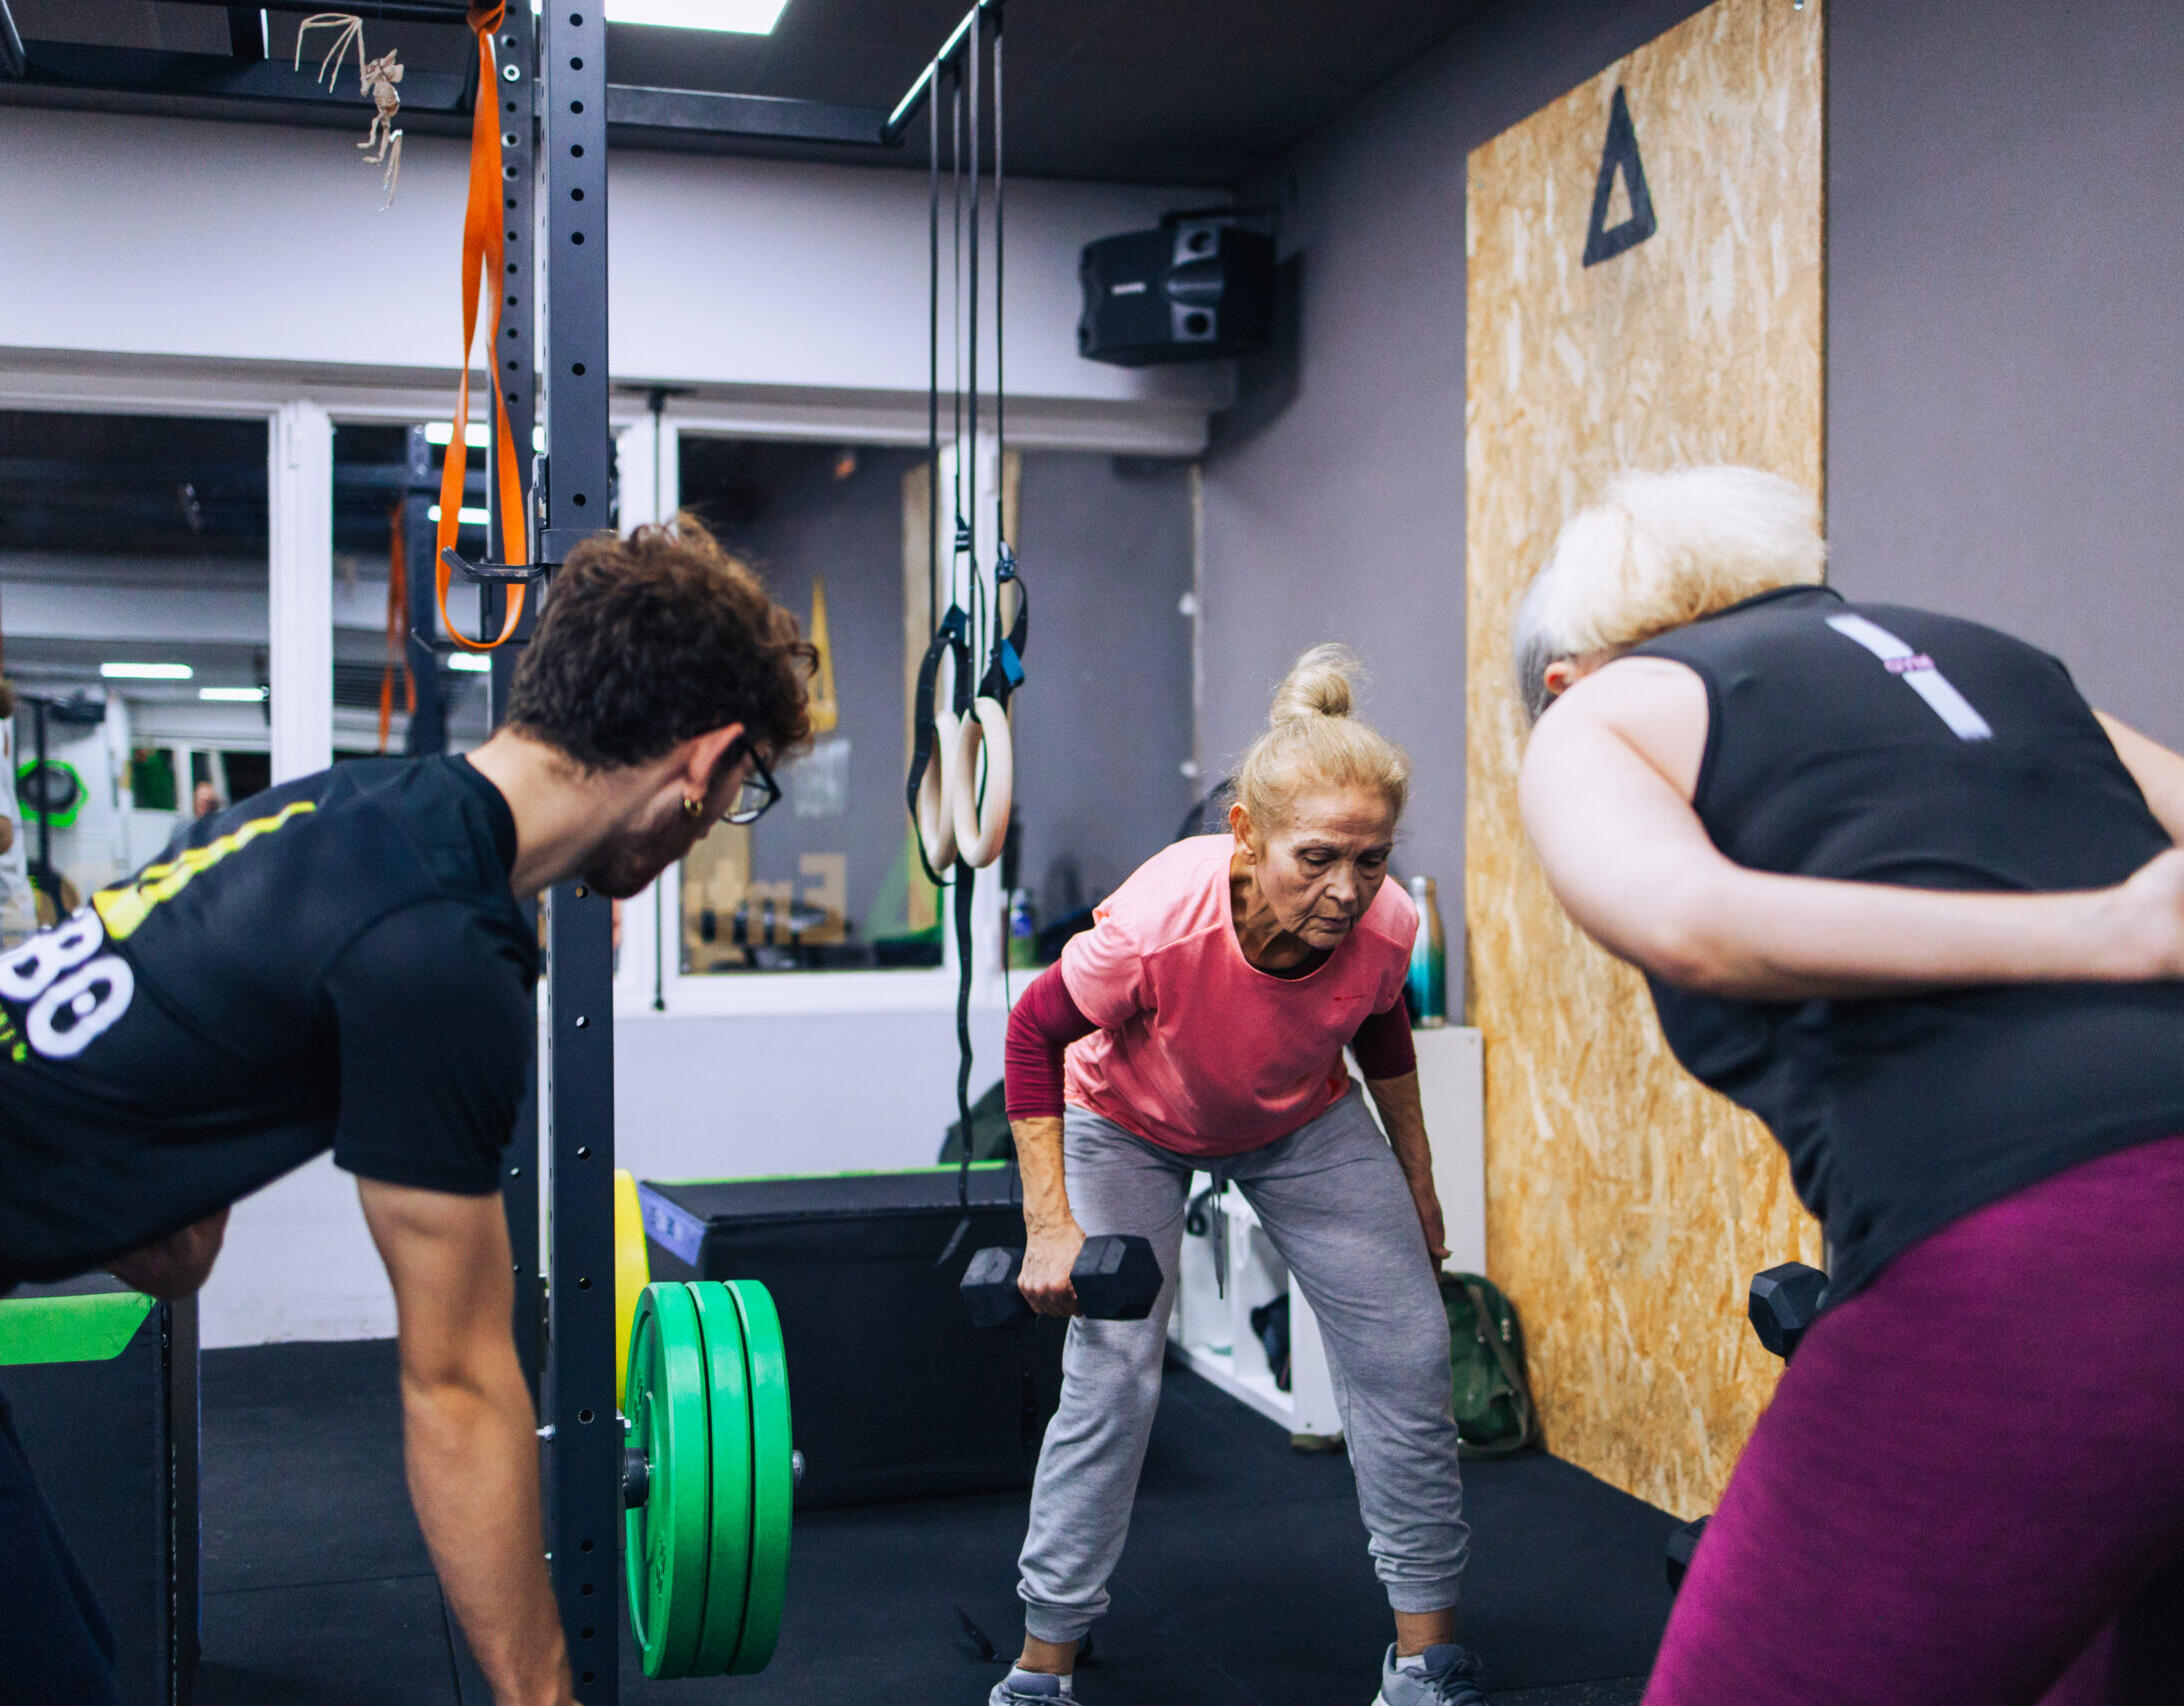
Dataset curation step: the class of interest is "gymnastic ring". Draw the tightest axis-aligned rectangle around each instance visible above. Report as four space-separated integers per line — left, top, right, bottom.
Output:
951 696 1014 870
915 643 961 870
916 703 960 872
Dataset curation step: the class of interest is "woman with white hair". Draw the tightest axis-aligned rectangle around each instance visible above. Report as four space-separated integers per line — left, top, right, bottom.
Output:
1516 465 2184 1704
988 645 1483 1706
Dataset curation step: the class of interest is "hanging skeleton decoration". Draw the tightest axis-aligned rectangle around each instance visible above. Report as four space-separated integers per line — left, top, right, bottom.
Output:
295 13 405 208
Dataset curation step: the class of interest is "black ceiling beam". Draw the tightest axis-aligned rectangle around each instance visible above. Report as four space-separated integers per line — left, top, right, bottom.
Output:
607 84 890 148
9 40 468 113
159 0 472 21
1 1 26 82
2 40 899 149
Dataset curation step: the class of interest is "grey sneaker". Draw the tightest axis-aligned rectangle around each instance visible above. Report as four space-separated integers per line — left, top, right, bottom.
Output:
1375 1642 1487 1706
989 1669 1072 1705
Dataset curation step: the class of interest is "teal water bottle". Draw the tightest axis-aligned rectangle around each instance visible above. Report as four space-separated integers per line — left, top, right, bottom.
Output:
1407 875 1447 1027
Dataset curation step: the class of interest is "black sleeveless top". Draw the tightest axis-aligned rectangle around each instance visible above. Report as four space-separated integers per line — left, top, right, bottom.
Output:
1630 585 2184 1303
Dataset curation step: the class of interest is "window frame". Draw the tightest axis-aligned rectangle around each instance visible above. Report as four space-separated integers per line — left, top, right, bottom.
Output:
0 371 1188 1020
609 414 1008 1019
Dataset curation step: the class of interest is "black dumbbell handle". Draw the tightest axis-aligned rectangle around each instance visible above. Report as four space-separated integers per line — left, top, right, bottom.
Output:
962 1234 1161 1328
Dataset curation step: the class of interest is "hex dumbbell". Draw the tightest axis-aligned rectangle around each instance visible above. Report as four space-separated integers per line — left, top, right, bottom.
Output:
1747 1262 1828 1361
960 1234 1164 1328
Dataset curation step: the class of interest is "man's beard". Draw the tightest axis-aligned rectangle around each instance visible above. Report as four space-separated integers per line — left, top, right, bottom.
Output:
583 806 699 900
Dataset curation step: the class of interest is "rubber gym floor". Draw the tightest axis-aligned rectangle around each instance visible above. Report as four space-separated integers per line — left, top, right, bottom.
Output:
194 1341 1674 1705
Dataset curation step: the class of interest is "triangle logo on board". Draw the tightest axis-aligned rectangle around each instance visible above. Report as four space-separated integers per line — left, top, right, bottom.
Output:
1582 85 1658 267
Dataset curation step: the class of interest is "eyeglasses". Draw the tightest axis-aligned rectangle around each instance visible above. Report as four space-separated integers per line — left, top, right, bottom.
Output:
724 742 781 827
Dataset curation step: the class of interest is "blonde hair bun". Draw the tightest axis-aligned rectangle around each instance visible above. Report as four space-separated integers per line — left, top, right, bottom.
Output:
1268 643 1360 725
1234 643 1409 836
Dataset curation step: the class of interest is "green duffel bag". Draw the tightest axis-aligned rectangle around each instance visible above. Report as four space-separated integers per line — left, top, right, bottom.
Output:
1440 1271 1540 1459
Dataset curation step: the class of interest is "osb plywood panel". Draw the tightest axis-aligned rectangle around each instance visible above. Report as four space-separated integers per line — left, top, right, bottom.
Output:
1464 0 1826 1517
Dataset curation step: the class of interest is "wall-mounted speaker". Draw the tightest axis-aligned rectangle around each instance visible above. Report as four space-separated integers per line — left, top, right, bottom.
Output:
1077 217 1277 367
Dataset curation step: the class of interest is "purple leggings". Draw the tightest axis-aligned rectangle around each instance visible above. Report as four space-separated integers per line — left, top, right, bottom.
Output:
1647 1134 2184 1706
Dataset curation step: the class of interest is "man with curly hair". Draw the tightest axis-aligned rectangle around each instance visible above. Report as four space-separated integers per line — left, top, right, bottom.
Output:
0 516 813 1706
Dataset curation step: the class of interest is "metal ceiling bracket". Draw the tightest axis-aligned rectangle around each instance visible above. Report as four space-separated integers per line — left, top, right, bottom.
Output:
607 83 888 147
883 0 1005 143
0 1 27 81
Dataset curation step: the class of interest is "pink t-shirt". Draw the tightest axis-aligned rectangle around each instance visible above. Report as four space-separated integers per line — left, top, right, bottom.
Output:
1059 835 1418 1158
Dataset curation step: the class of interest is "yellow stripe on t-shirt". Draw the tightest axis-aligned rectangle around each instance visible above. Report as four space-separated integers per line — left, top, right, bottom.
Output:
93 800 317 941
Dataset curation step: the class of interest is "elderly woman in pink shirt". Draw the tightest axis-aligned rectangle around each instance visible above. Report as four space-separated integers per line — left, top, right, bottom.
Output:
987 647 1480 1706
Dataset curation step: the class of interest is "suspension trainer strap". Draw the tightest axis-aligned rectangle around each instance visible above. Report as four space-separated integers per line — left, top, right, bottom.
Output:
377 497 414 751
992 12 1008 553
927 52 942 637
948 7 985 1236
948 850 978 1222
978 12 1027 715
964 1 980 651
433 1 528 653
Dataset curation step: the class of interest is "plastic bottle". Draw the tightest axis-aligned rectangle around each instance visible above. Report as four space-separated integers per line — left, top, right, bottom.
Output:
1007 888 1041 970
1407 875 1447 1028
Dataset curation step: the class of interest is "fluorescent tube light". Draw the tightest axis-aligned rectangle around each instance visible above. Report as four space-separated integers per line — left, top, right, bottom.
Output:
101 662 193 681
426 421 550 453
200 687 269 703
427 505 493 527
425 421 491 448
448 653 492 673
532 0 792 34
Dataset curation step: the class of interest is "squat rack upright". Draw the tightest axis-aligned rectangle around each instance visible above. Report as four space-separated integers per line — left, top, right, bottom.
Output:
465 6 621 1697
466 5 1012 1695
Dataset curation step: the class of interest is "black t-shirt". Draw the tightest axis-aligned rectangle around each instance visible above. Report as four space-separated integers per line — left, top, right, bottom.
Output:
0 757 537 1288
1631 585 2184 1303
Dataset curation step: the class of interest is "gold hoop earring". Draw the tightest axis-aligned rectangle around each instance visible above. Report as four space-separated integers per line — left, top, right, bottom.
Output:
682 795 703 820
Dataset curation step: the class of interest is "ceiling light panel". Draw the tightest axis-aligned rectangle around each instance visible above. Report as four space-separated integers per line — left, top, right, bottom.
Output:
533 0 792 34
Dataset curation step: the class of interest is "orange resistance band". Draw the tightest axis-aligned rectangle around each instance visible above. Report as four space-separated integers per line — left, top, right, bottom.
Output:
378 498 416 753
435 0 529 652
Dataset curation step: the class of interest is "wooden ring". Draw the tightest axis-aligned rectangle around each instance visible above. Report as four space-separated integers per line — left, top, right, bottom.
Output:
951 696 1014 870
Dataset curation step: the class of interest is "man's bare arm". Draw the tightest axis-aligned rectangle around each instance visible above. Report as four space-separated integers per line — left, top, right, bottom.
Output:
1520 664 2184 1001
107 1209 229 1299
358 1179 573 1706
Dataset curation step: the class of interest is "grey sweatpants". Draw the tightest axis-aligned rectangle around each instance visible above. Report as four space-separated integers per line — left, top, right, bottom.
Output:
1016 1086 1470 1644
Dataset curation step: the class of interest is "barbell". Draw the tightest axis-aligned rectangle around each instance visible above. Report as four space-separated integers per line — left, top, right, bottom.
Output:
613 1171 797 1679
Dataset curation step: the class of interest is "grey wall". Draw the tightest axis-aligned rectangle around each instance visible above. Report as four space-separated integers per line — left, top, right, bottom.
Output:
1012 453 1198 925
1826 0 2184 746
1196 0 1709 1004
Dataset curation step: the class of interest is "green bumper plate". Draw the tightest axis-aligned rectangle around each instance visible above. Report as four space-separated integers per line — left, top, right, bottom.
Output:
625 1283 710 1679
623 1278 794 1679
688 1282 753 1675
727 1277 793 1675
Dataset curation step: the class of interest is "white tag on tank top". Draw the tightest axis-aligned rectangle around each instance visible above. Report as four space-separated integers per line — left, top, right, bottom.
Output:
1825 614 1994 742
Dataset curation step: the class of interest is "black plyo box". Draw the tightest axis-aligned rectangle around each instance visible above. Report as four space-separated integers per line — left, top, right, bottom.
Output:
640 1169 1065 1509
2 1278 199 1706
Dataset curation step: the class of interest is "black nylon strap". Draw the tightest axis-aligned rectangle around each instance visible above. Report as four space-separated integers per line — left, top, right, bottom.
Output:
978 546 1028 705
